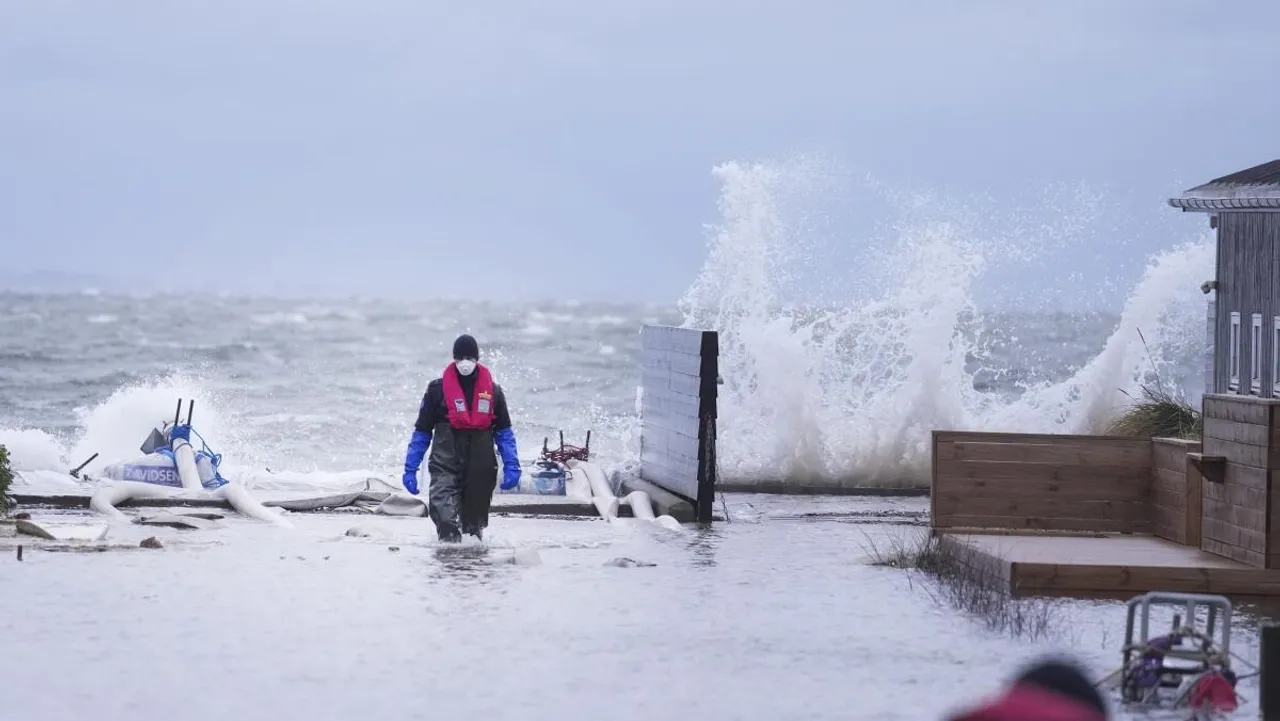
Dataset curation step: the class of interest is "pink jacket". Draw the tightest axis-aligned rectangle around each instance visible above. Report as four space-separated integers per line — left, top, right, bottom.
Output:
948 682 1108 721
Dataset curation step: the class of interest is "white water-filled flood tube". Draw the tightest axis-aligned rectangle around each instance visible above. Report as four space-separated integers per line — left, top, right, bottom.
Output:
0 493 1268 721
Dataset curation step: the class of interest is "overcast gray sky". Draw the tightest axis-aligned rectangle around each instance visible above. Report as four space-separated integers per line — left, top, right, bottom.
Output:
3 1 1278 307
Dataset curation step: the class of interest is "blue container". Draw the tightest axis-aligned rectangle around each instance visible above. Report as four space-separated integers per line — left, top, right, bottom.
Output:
530 461 567 495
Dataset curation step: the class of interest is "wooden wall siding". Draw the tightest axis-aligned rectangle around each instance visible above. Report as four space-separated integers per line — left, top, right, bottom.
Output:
1214 213 1280 397
1151 438 1203 546
1274 215 1280 397
1205 297 1216 396
931 431 1153 533
1200 394 1280 568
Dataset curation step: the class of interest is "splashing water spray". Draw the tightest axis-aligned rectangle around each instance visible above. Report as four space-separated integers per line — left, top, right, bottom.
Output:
678 156 1213 489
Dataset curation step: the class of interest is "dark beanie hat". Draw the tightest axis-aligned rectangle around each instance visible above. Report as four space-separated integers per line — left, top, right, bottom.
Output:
452 334 479 360
1015 658 1106 715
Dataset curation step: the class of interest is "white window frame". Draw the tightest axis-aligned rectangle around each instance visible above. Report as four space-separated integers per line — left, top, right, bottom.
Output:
1228 311 1241 392
1273 316 1280 397
1251 313 1263 394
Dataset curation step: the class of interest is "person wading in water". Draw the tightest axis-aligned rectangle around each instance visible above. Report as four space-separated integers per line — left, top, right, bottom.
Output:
401 334 522 542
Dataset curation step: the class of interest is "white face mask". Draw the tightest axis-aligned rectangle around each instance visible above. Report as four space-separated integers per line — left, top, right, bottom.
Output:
455 359 477 376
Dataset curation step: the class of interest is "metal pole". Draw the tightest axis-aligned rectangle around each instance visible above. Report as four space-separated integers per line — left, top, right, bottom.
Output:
1221 602 1232 658
1123 600 1137 671
69 452 99 478
1261 623 1280 720
1140 596 1151 646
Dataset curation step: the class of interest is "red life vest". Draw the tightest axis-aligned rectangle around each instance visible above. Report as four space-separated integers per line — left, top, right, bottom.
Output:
441 362 496 431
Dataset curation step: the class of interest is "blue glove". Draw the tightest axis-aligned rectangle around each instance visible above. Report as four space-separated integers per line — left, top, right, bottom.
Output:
501 464 521 491
495 427 521 491
403 429 431 495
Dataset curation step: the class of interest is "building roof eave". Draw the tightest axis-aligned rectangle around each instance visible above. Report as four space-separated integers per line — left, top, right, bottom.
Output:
1167 196 1280 212
1169 159 1280 212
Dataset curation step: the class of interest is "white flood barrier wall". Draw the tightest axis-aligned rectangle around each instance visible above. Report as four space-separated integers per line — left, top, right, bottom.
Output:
637 325 718 522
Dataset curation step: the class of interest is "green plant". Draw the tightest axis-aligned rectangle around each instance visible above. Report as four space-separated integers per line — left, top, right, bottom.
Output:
1107 384 1203 439
0 444 12 515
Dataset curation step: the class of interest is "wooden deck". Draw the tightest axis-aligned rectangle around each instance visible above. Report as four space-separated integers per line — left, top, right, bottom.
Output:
942 532 1280 597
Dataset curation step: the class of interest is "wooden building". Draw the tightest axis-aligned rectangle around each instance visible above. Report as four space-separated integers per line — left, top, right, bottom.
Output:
915 163 1280 597
1168 159 1280 396
1166 160 1280 573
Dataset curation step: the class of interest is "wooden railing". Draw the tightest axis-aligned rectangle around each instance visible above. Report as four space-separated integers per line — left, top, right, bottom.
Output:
931 431 1153 534
932 397 1280 567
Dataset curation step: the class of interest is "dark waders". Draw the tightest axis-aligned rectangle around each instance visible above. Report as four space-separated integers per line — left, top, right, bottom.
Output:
426 422 499 542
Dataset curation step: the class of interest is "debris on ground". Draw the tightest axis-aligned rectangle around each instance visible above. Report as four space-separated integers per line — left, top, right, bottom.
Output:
15 519 57 540
604 557 655 568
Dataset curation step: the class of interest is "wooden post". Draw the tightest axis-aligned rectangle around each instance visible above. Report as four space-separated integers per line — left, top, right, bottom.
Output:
637 325 719 522
1183 448 1203 547
1261 623 1280 720
694 329 718 523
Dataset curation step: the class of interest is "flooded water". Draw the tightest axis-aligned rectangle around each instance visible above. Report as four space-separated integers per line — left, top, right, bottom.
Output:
0 495 1267 720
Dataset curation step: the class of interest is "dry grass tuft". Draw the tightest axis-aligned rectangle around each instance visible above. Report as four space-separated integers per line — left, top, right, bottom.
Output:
1104 327 1202 440
861 529 1063 642
1105 384 1202 440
